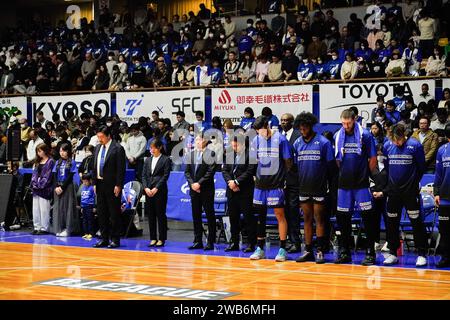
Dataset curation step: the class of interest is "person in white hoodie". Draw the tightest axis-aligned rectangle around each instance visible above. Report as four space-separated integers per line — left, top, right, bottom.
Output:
125 124 147 181
340 53 358 80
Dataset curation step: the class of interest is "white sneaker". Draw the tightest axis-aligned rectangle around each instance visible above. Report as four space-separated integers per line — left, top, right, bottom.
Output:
383 254 399 265
275 248 287 262
57 230 68 237
9 224 21 230
416 256 427 267
250 247 265 260
381 242 390 252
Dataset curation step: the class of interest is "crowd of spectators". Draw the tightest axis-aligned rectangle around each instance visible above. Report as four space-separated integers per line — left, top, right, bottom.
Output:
0 0 449 94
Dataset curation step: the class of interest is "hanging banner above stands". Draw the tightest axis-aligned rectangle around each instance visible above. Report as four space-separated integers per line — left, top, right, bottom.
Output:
0 96 27 119
319 79 436 124
211 85 313 125
116 90 205 125
31 93 111 121
443 78 450 90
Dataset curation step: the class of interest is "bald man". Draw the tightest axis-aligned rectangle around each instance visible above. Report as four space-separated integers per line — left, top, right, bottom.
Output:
280 113 302 252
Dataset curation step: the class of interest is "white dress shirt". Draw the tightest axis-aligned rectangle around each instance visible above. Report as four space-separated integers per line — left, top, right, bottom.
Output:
283 128 293 142
151 154 161 174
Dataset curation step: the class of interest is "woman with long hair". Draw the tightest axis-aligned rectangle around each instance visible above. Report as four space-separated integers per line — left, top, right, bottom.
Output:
30 143 55 235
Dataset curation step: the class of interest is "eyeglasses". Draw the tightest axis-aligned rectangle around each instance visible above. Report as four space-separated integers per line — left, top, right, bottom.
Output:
157 60 164 62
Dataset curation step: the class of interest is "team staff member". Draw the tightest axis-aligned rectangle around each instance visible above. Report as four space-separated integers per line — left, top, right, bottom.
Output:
92 126 126 249
381 124 428 266
334 109 378 265
185 135 216 250
222 131 257 252
434 123 450 268
293 112 335 264
249 116 292 262
280 113 302 253
142 139 172 247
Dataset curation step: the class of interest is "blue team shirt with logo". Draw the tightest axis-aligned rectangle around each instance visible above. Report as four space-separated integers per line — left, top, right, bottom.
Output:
435 143 450 204
293 134 335 196
383 138 425 195
80 185 95 207
250 131 291 190
335 129 376 189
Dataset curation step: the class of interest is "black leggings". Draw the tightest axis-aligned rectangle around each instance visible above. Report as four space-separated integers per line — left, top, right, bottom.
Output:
386 193 428 256
439 206 450 258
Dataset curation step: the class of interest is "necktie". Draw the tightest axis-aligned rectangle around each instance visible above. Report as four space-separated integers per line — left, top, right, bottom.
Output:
99 145 106 177
233 154 240 174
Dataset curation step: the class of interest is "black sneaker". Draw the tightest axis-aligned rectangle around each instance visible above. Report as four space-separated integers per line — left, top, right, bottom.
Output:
334 252 352 264
436 257 450 268
296 251 315 263
315 251 326 264
361 255 376 266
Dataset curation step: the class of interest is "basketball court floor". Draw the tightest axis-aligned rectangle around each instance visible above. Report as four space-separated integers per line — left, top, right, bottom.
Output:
1 229 450 300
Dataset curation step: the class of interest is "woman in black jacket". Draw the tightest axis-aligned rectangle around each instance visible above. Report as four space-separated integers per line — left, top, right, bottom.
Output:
142 139 171 247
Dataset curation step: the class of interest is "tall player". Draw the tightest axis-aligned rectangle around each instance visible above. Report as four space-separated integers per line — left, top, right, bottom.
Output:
249 116 293 262
293 112 336 264
334 109 379 265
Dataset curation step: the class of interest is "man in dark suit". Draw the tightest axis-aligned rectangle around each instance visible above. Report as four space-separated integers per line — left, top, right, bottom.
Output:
185 135 216 250
222 130 257 252
281 113 302 253
92 126 126 248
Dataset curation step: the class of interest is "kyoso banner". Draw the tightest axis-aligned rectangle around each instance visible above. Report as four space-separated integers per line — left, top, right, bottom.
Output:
319 79 436 124
211 85 313 125
116 90 205 125
0 96 27 119
31 93 111 122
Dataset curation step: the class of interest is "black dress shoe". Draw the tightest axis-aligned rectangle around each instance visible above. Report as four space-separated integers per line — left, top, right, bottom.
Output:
188 242 203 250
204 243 214 251
108 241 120 248
31 230 38 235
436 257 450 268
243 245 255 253
224 243 240 252
288 244 301 253
361 255 376 266
93 240 109 248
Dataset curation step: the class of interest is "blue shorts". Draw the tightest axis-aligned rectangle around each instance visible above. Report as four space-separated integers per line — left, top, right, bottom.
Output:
337 188 373 212
253 188 285 208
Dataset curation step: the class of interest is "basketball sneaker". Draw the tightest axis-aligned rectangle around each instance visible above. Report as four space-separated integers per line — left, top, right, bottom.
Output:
250 247 265 260
275 248 287 262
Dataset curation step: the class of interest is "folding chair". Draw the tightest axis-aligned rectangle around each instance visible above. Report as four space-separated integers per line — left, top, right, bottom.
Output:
202 189 228 243
122 181 143 238
329 210 363 252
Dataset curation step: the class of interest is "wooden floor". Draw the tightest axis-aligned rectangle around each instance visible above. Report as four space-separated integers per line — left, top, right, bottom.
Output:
1 242 450 300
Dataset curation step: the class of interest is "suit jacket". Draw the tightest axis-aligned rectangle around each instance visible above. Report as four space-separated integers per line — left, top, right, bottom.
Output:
285 129 301 186
184 149 216 191
93 140 126 189
142 154 171 191
222 149 256 193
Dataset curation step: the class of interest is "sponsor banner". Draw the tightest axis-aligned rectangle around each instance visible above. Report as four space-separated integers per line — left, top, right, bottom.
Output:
211 86 313 125
443 78 450 90
319 79 436 124
0 96 27 119
167 171 226 221
31 93 111 122
36 278 239 300
116 90 205 125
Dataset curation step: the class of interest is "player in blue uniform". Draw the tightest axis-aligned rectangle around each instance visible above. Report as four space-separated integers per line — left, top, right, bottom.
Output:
334 109 378 265
434 124 450 268
249 116 292 262
293 112 336 264
381 124 428 266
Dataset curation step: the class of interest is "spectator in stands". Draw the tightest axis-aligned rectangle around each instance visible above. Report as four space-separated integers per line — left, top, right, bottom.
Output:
268 54 283 82
238 29 253 56
431 108 449 131
252 34 269 58
52 142 79 236
417 9 436 58
81 52 96 90
153 58 170 88
385 49 405 77
224 51 240 84
402 39 422 77
31 143 54 235
92 65 110 90
417 83 434 104
240 107 255 131
238 53 256 84
386 100 401 124
297 20 312 48
426 46 447 77
56 54 71 91
398 110 414 136
297 57 315 81
125 124 147 182
193 56 210 86
307 35 327 60
20 118 31 150
411 116 439 172
223 15 236 42
325 50 341 80
108 65 125 90
266 41 282 62
439 88 450 109
0 67 14 93
347 13 364 42
255 54 270 83
197 3 211 19
371 96 385 123
340 53 358 80
26 130 44 163
130 57 146 88
36 111 49 129
173 111 190 132
370 121 388 145
116 54 128 76
281 47 299 82
405 96 418 121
